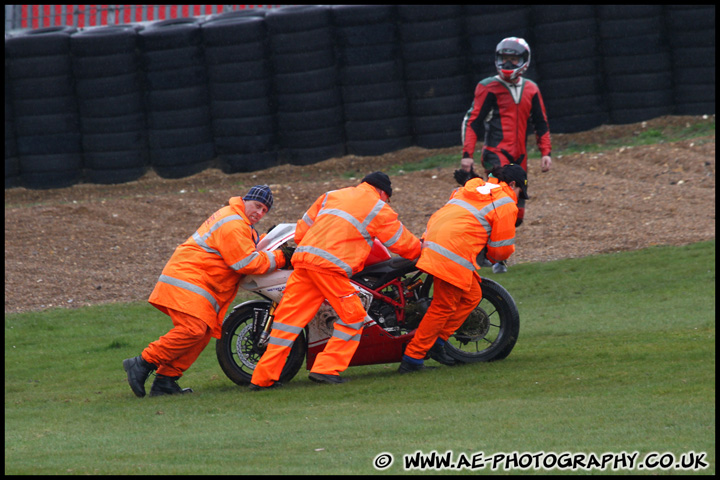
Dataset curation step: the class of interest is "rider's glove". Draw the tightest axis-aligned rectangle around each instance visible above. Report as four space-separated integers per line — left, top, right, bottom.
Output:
453 168 480 186
279 245 295 269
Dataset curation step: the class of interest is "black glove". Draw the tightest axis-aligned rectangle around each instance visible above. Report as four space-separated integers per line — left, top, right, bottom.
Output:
279 245 295 269
453 168 480 186
266 224 277 234
476 247 490 267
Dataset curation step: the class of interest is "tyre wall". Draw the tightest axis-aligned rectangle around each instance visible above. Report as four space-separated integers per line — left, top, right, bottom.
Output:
267 6 345 165
71 24 149 184
202 10 277 173
6 26 83 189
4 5 716 189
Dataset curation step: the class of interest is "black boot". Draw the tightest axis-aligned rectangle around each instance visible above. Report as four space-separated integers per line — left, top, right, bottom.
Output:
123 355 156 398
427 342 456 366
249 381 283 391
309 372 347 384
398 358 437 374
149 374 193 397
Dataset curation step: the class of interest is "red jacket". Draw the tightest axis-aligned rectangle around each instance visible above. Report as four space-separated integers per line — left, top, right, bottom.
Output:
462 75 551 171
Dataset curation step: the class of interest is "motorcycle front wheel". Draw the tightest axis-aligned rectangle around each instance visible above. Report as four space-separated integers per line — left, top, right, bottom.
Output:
216 302 307 386
423 276 520 362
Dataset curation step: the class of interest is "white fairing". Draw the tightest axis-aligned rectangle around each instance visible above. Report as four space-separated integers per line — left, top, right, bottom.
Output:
238 222 375 346
240 223 296 301
256 223 295 251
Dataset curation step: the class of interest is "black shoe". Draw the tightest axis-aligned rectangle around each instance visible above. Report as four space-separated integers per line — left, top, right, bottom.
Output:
308 372 347 384
149 374 193 397
123 355 156 398
248 381 283 391
398 360 437 374
428 343 456 366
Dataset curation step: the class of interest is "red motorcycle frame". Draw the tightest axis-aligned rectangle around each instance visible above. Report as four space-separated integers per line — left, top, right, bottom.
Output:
216 223 520 385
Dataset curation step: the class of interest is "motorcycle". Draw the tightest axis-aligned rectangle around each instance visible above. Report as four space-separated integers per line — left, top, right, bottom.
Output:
216 223 520 385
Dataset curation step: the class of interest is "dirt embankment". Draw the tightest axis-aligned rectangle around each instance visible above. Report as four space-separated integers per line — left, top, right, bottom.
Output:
4 115 715 313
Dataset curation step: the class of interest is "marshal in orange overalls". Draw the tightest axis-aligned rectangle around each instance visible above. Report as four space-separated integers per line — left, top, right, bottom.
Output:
142 196 286 378
251 181 421 386
404 177 518 362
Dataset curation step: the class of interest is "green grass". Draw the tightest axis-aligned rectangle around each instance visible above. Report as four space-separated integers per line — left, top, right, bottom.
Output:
530 117 716 158
5 241 715 474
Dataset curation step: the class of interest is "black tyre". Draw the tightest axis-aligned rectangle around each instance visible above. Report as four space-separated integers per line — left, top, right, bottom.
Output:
281 143 346 166
216 302 306 386
440 276 520 362
397 17 461 42
346 136 412 156
218 150 278 173
549 112 609 134
413 130 459 149
343 98 408 122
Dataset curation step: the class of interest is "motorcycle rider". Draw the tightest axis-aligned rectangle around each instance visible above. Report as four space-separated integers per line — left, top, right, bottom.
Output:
456 37 552 273
123 185 292 397
250 172 422 388
399 164 526 373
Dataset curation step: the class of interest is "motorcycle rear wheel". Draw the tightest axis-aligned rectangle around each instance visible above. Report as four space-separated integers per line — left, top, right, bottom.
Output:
216 302 307 386
424 276 520 362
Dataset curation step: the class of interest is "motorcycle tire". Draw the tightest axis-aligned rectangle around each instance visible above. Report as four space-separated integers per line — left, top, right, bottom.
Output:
421 275 520 362
216 301 307 386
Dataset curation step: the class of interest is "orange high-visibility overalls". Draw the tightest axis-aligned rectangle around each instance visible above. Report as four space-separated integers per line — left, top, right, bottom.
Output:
405 177 518 360
142 197 286 377
251 182 421 386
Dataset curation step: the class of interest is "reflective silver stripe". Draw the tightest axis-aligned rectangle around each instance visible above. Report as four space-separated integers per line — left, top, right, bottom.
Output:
447 196 516 248
300 192 331 227
447 199 491 233
383 224 403 248
487 196 515 210
203 214 246 241
268 337 294 347
361 200 385 230
317 208 373 247
230 251 260 271
320 192 331 208
461 106 473 145
158 274 220 313
271 322 304 335
336 318 364 330
301 212 314 227
423 241 475 272
296 245 353 276
266 252 277 271
192 214 246 255
192 232 221 255
489 238 515 248
332 329 362 342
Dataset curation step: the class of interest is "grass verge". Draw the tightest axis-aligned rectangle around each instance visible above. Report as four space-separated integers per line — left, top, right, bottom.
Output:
5 241 715 474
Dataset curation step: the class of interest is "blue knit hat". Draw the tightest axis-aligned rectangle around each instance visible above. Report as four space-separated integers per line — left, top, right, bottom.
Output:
243 184 274 210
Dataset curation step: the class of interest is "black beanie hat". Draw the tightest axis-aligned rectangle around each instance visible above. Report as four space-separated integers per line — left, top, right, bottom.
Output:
361 171 392 198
